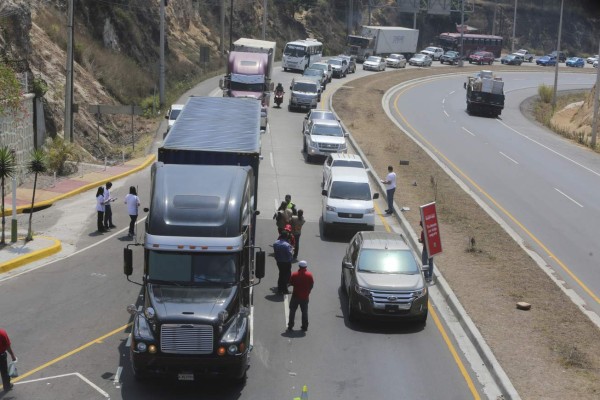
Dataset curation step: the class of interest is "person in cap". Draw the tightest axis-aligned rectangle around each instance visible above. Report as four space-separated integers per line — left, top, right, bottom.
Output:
287 260 314 332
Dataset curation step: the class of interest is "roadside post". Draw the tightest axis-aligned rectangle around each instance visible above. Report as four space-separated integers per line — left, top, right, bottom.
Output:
11 174 17 243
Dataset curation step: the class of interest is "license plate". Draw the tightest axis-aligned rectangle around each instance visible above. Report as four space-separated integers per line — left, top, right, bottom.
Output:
178 373 194 381
385 304 399 312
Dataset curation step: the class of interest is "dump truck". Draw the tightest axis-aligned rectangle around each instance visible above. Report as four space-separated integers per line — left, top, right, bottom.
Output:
464 70 505 117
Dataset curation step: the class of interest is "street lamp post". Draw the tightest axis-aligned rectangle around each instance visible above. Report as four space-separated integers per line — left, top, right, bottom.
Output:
511 0 517 54
551 0 564 109
458 0 465 67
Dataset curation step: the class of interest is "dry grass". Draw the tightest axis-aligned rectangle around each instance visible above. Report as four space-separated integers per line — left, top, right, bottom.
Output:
333 65 600 400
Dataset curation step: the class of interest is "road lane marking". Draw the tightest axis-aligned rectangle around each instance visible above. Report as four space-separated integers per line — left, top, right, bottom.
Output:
113 366 123 384
270 151 274 168
499 151 519 164
13 324 130 383
391 81 600 306
462 127 476 136
444 110 449 117
284 294 290 328
496 118 600 178
16 372 110 398
555 188 584 207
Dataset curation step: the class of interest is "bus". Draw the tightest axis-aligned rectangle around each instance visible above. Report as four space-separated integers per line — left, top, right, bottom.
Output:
282 39 323 72
438 33 503 58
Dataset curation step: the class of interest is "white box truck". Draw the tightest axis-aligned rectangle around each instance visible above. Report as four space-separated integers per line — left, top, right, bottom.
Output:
347 26 419 62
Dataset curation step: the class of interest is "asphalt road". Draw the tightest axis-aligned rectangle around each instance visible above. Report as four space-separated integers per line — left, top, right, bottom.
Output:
386 71 600 316
0 62 509 400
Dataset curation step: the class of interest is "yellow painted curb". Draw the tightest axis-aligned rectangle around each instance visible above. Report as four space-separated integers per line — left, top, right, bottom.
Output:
0 236 62 273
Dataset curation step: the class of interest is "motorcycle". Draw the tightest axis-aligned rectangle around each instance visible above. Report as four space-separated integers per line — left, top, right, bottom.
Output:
274 90 284 108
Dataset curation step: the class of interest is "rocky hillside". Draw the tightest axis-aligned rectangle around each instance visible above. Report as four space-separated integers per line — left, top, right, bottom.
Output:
1 0 599 163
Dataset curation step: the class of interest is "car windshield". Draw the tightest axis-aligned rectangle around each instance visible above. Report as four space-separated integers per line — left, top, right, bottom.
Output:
413 54 425 59
357 249 419 274
303 69 322 77
366 56 379 62
170 109 182 119
310 111 336 121
425 47 437 52
332 160 364 168
312 124 343 136
312 64 328 72
329 59 342 66
329 181 371 200
446 51 458 56
388 54 401 60
293 82 318 92
147 251 238 284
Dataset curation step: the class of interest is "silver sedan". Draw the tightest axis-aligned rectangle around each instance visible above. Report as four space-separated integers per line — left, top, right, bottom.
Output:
363 56 386 71
408 53 432 67
386 54 407 68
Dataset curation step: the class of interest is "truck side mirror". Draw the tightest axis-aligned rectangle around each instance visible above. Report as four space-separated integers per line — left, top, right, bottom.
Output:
124 248 133 276
255 251 266 279
219 78 225 90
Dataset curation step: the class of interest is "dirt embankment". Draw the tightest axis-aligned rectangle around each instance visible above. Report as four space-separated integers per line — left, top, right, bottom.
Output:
333 66 600 400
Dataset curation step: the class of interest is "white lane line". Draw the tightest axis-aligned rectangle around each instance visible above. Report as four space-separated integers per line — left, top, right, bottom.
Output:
113 366 123 383
270 151 274 169
442 98 445 104
499 152 519 164
18 373 110 397
462 127 476 136
555 188 584 208
284 294 290 328
443 110 449 117
449 90 455 95
496 119 600 178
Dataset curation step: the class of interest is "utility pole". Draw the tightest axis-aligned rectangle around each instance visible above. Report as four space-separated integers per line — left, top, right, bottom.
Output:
492 0 497 36
591 40 600 148
348 0 353 37
262 0 267 40
64 0 74 142
511 0 517 53
458 0 465 67
220 0 225 55
551 0 564 109
159 0 165 107
229 0 234 51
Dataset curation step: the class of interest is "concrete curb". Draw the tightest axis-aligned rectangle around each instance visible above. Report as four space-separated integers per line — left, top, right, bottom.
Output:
0 236 62 274
329 78 520 399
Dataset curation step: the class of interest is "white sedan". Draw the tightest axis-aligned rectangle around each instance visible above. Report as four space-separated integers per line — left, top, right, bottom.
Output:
408 53 432 67
586 55 598 64
385 54 407 68
363 56 386 71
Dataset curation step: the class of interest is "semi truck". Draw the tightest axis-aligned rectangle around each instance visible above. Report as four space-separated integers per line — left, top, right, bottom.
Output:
124 96 265 383
219 38 276 130
464 70 505 118
346 26 419 62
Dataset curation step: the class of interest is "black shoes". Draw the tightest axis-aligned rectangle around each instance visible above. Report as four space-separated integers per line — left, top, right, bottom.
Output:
301 326 308 332
4 383 14 391
109 224 117 228
287 326 293 332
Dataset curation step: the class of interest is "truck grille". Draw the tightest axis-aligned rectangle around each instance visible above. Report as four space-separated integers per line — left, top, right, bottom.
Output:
160 324 213 354
318 143 339 151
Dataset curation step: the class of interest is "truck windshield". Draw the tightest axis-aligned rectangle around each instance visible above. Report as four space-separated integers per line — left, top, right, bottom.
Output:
329 181 371 201
284 44 307 57
347 36 370 48
147 251 238 285
230 81 264 92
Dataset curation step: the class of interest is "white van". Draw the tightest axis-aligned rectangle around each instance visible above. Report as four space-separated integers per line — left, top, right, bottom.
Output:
165 104 184 132
321 167 379 237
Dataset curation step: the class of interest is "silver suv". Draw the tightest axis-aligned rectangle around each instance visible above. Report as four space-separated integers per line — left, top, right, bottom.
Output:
341 231 428 323
289 78 321 111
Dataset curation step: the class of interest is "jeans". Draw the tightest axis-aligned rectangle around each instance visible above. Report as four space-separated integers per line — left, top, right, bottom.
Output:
129 214 138 235
103 204 113 228
97 211 105 231
0 352 10 390
276 261 292 293
293 233 301 259
288 296 309 329
386 187 395 212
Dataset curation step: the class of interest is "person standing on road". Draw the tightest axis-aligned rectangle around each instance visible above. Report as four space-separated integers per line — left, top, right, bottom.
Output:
0 328 17 392
95 186 106 233
277 194 297 216
103 182 116 230
290 209 305 260
124 186 140 237
287 260 314 332
273 231 294 295
381 165 396 215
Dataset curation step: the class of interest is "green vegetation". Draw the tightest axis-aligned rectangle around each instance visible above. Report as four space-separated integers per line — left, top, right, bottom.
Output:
0 63 22 116
44 136 81 176
0 147 16 244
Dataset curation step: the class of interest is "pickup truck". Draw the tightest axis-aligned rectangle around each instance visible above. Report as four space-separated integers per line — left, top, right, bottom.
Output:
513 49 534 63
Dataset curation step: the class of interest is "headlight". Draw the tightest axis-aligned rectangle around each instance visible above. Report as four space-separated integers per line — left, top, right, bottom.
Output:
414 286 428 299
365 208 375 214
136 342 147 352
134 314 155 341
326 205 336 212
221 314 248 344
227 344 239 355
339 142 347 151
354 284 371 297
144 307 155 320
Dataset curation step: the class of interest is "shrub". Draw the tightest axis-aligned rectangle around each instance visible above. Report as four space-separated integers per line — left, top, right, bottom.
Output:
538 84 553 104
44 136 81 176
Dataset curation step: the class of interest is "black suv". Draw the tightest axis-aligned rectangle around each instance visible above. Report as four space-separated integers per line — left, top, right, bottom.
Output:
549 51 567 63
440 50 460 65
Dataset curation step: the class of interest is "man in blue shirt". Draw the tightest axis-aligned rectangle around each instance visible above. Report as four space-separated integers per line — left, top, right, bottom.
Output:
273 231 294 295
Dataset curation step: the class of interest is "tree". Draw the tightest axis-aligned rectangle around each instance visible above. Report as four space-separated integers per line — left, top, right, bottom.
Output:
25 149 48 242
0 63 22 116
0 147 16 245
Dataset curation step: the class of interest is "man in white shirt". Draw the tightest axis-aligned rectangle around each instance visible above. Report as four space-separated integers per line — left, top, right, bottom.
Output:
380 165 396 215
103 182 116 229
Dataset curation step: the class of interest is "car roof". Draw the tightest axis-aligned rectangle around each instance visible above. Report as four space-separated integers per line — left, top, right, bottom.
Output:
312 119 342 127
329 153 363 162
312 62 328 67
356 231 411 251
330 166 369 183
309 109 336 119
292 77 319 85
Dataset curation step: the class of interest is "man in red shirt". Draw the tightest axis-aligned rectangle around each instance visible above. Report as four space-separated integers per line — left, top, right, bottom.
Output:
0 328 16 391
287 260 314 332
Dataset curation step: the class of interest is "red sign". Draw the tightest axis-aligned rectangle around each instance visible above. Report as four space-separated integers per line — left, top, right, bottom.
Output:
420 202 442 258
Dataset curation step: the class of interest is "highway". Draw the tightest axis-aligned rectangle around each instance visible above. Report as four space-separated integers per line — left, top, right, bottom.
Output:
385 71 600 316
0 63 540 399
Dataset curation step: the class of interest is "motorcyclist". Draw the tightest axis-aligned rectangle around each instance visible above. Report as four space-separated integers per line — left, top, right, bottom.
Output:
274 83 285 107
275 83 284 94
